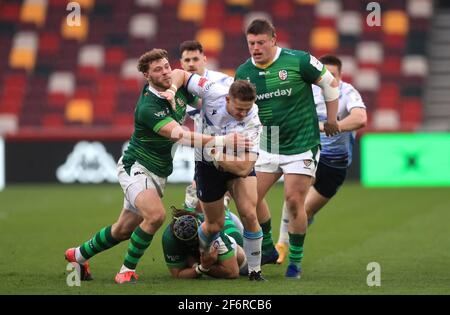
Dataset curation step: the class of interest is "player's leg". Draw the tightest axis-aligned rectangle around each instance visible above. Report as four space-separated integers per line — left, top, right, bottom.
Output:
283 173 313 278
65 208 141 280
228 176 265 280
256 171 283 264
195 162 227 252
275 187 329 264
199 198 226 252
115 159 167 283
115 188 166 283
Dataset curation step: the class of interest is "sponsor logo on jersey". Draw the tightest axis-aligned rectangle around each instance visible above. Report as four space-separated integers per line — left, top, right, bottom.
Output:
198 77 208 87
212 240 220 249
154 110 167 118
176 98 185 107
256 88 292 101
211 109 217 115
134 171 145 176
278 70 288 80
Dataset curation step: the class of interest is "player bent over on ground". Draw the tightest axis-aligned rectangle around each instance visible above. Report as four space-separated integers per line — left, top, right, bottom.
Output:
64 49 249 284
162 206 247 279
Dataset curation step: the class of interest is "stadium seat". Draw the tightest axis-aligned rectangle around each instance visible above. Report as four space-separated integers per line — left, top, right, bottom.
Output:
20 0 48 27
271 0 294 18
339 55 357 78
337 11 362 36
61 15 89 41
0 3 20 22
356 41 383 65
353 69 380 91
400 98 422 129
135 0 161 8
407 0 433 18
383 10 409 35
178 0 206 23
39 32 60 55
310 27 338 52
41 113 64 126
226 0 253 6
402 55 428 77
295 0 319 5
0 114 18 134
196 28 224 53
373 109 400 130
48 72 75 100
9 48 36 71
65 99 93 124
129 14 158 40
315 0 341 19
78 45 104 69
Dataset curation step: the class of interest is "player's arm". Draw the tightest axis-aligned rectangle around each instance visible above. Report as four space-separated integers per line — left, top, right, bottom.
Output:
198 247 239 279
214 151 258 177
158 120 250 149
300 53 340 136
168 266 201 279
314 70 340 136
336 108 367 132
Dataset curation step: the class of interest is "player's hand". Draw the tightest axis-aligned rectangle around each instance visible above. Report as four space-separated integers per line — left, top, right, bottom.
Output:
200 246 218 269
224 133 251 151
324 120 340 136
158 90 176 111
318 122 325 132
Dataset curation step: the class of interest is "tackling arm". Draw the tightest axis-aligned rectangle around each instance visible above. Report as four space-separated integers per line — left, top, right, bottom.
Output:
314 70 340 136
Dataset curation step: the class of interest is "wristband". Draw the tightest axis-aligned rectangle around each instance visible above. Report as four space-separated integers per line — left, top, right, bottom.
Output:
193 263 203 276
214 135 225 148
198 264 210 274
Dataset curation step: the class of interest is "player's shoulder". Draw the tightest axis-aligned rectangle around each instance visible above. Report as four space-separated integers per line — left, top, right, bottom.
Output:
340 81 360 96
280 47 310 59
235 58 254 73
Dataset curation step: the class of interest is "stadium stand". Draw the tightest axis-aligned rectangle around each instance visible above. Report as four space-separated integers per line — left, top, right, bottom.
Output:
0 0 435 134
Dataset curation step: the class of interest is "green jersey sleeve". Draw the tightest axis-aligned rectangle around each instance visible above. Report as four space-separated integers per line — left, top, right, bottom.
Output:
299 53 326 84
139 102 174 133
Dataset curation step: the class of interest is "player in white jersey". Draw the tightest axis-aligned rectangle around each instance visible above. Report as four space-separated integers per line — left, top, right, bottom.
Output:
275 55 367 263
160 70 266 281
179 40 243 232
179 40 233 124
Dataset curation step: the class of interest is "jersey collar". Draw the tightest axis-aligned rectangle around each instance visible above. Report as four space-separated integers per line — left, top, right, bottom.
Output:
147 84 166 99
252 47 282 69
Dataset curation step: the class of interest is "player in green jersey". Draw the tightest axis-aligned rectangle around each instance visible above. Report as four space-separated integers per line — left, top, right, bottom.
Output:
65 49 250 284
162 206 247 279
235 19 340 279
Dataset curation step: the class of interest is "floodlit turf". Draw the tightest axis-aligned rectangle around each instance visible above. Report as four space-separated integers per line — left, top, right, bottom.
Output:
0 183 449 294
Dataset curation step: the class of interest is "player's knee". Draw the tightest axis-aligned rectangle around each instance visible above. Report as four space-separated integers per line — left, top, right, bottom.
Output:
206 221 224 235
239 210 257 226
226 266 239 279
151 208 166 227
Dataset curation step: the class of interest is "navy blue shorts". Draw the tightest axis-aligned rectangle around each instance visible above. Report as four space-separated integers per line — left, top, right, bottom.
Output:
313 161 347 199
195 161 256 203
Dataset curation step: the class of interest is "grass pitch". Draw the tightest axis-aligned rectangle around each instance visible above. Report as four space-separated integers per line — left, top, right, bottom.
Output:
0 183 449 295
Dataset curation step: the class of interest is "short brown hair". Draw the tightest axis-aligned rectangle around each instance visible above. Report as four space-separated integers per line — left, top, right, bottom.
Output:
179 40 204 57
246 19 276 37
319 54 342 73
137 49 169 73
229 80 256 102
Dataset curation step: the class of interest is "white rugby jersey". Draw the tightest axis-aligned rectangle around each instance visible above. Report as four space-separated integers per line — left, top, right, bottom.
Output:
314 81 366 168
186 73 262 162
186 68 233 118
